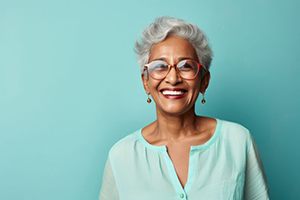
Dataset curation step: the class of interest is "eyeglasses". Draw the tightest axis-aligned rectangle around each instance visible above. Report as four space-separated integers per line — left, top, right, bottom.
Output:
143 59 207 80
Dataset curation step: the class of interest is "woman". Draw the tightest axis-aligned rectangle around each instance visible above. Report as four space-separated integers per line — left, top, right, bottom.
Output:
99 16 269 200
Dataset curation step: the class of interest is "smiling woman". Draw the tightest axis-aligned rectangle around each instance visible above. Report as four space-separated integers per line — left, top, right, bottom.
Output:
99 16 270 200
142 35 208 116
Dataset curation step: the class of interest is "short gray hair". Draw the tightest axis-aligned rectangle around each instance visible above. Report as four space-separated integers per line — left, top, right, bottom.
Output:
134 16 213 73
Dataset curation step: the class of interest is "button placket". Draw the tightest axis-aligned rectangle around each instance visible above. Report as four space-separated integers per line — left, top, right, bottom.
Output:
163 148 195 200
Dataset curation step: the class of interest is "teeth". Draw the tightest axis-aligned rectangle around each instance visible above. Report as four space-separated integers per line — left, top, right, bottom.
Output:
162 90 185 95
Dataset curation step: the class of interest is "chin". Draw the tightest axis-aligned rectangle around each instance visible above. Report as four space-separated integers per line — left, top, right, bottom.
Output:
156 102 194 116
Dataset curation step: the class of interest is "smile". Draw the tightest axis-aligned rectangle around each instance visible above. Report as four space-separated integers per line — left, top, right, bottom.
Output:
160 88 187 99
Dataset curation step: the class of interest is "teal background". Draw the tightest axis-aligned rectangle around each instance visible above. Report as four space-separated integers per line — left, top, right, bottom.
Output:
1 0 299 199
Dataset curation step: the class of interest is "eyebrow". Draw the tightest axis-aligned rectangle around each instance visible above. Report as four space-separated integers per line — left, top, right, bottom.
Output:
150 57 195 62
178 57 195 61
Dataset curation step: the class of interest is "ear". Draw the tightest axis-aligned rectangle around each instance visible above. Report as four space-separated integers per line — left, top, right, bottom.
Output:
199 71 210 94
141 73 150 94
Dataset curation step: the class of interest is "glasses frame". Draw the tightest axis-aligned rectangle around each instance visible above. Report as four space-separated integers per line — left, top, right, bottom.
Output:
143 59 207 80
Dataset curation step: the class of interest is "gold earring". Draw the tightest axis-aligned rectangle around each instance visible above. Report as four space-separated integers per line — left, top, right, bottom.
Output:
147 93 152 103
201 93 206 104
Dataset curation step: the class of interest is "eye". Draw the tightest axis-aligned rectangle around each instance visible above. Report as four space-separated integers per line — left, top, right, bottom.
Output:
149 60 168 71
178 60 195 71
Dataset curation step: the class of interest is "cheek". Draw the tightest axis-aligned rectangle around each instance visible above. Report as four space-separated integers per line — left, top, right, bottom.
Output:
148 80 161 90
189 80 201 92
188 82 202 100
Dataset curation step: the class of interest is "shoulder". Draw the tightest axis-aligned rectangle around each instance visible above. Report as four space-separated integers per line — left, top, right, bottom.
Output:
215 119 256 168
219 118 251 138
217 118 253 149
107 129 140 161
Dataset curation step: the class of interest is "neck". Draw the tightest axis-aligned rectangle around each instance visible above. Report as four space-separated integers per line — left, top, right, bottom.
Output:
154 106 199 140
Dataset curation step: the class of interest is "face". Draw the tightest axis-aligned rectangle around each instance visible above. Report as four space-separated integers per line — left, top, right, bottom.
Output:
142 35 210 116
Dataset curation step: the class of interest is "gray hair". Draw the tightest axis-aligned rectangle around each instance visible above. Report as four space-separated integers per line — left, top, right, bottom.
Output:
134 16 213 73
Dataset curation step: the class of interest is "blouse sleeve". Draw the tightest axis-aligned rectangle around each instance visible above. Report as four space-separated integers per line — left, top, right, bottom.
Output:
99 153 119 200
244 132 270 200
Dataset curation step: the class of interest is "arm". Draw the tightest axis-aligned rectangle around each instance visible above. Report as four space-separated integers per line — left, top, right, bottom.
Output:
99 153 119 200
244 132 270 200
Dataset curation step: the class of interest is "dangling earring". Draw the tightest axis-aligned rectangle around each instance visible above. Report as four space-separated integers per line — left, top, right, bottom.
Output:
201 93 206 104
147 93 152 104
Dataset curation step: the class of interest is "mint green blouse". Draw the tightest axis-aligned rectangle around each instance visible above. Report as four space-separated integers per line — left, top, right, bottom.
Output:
99 118 269 200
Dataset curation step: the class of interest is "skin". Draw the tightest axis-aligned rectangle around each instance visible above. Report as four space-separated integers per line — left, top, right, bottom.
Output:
141 35 217 188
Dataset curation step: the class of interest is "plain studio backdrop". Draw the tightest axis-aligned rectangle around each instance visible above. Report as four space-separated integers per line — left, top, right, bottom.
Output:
0 0 299 199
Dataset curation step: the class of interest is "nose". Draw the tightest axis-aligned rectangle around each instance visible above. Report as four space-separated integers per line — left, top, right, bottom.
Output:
164 66 182 85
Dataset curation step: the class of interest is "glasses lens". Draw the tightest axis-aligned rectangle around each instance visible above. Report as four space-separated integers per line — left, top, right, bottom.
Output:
177 60 199 79
147 60 169 79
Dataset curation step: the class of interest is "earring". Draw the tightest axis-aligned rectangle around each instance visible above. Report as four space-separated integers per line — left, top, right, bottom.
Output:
201 93 206 104
147 93 152 104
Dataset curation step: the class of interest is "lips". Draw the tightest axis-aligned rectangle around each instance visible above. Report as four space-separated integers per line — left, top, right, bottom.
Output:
160 88 187 99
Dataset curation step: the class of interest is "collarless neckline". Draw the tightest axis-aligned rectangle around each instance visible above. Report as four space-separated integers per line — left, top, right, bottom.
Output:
136 118 222 152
